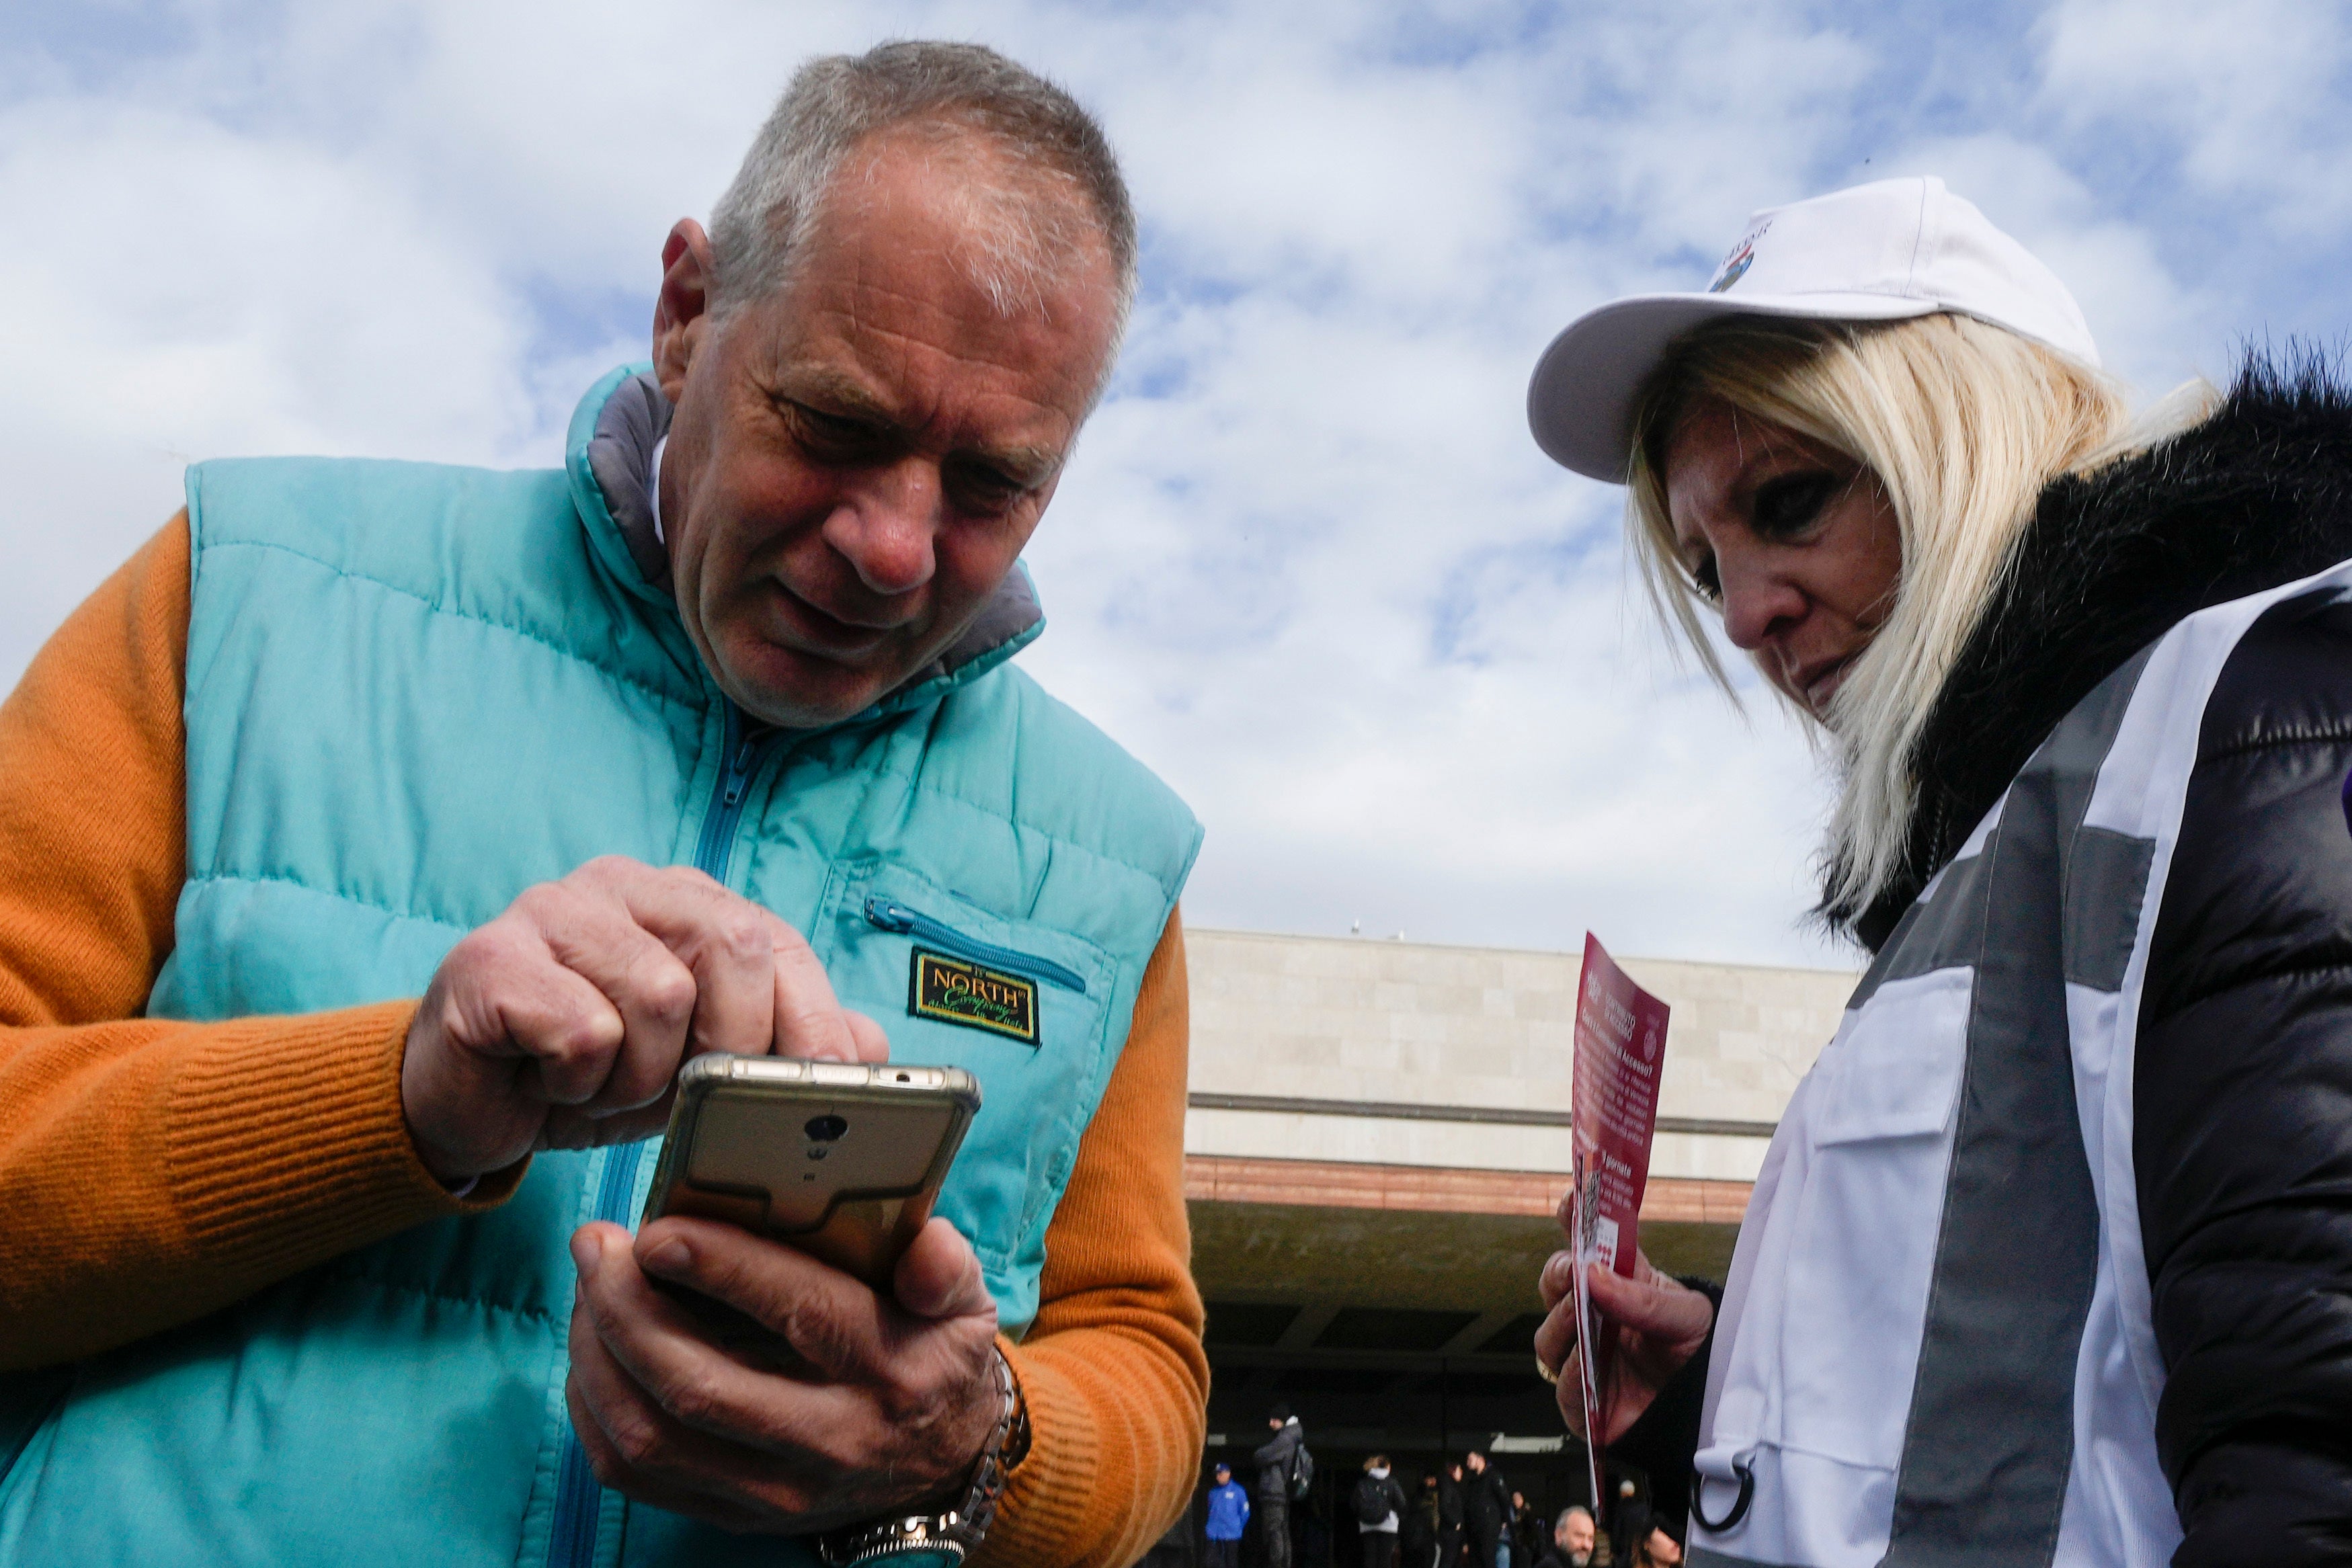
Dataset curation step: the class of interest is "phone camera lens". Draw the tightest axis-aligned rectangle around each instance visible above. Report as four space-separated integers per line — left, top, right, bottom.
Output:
805 1114 848 1143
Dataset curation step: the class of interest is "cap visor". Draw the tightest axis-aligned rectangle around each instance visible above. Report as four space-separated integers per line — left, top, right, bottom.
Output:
1527 290 1936 481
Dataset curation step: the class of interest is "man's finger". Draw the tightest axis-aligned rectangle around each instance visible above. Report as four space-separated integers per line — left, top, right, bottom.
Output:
532 886 699 1112
571 858 780 1065
632 1216 887 1384
768 918 866 1063
575 1232 867 1462
587 1222 874 1438
893 1218 992 1323
843 1009 891 1064
489 959 631 1110
565 1294 805 1526
406 923 624 1174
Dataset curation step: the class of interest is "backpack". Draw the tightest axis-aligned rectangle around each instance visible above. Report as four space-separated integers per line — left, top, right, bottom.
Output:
1289 1440 1315 1502
1352 1473 1389 1525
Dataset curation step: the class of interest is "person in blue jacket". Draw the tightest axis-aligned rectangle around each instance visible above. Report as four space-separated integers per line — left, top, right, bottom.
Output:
1206 1460 1252 1568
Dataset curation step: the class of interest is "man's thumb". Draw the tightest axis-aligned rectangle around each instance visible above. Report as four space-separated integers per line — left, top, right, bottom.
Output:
893 1216 994 1321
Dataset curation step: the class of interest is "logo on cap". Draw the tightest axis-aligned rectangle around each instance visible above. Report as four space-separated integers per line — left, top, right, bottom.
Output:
1708 220 1770 293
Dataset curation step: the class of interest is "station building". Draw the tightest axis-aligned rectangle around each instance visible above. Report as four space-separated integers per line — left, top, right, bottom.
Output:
1174 927 1854 1559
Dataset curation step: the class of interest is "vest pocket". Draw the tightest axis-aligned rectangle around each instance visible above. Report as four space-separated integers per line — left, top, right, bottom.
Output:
809 862 1117 1307
1809 968 1969 1146
1769 969 1972 1477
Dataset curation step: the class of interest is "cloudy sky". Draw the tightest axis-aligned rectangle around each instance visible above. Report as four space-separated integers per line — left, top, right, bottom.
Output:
5 0 2346 968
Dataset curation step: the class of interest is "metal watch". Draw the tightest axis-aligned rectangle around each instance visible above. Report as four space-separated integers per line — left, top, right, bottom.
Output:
813 1348 1031 1567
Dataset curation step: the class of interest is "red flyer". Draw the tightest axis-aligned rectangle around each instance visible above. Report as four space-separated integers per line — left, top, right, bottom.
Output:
1568 934 1670 1505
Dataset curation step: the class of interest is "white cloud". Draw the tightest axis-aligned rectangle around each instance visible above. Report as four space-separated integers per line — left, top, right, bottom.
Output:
2039 0 2352 233
0 87 535 675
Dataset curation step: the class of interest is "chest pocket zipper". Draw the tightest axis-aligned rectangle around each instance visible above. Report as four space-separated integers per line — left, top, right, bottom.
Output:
862 897 1088 995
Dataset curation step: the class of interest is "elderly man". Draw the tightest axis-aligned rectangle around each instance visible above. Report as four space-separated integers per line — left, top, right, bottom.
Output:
0 40 1201 1568
1537 1505 1611 1568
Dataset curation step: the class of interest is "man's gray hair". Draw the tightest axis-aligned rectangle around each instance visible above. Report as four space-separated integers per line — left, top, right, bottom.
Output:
1559 1504 1596 1529
708 40 1137 338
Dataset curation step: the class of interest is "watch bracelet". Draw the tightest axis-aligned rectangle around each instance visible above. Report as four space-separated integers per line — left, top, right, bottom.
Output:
953 1344 1031 1542
814 1346 1030 1565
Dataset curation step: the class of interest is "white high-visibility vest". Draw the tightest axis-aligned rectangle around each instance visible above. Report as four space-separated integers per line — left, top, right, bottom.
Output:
1692 559 2352 1568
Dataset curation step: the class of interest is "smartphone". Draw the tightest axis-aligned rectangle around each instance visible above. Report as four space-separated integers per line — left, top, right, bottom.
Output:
641 1055 981 1292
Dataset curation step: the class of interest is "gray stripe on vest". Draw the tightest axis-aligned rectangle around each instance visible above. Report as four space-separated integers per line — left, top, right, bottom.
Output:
1847 850 1994 1012
2062 828 2156 992
1879 642 2155 1568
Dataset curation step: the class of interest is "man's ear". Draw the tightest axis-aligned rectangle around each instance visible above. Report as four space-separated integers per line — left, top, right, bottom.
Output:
653 219 715 401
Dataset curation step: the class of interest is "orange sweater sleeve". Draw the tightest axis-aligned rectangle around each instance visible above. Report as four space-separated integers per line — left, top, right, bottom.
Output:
982 909 1209 1568
0 515 515 1373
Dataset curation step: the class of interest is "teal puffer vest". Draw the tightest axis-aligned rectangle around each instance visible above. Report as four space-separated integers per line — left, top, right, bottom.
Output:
0 367 1200 1567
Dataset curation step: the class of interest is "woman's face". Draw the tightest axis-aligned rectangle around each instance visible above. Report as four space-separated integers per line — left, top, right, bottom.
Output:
1662 395 1903 722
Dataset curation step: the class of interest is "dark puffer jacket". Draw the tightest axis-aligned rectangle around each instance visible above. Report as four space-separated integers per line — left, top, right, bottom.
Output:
1623 358 2352 1565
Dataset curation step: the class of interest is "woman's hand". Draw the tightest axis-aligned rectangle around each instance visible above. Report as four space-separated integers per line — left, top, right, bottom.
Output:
1534 1245 1713 1446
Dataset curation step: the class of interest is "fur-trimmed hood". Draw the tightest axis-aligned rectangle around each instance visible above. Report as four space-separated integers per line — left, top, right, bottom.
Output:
1842 354 2352 951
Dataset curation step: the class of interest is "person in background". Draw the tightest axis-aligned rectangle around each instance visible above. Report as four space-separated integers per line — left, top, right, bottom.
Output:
1403 1471 1441 1568
1464 1449 1512 1568
1605 1479 1648 1567
1253 1403 1305 1568
1438 1460 1468 1568
1205 1460 1250 1568
1630 1525 1682 1568
1537 1505 1611 1568
1355 1452 1408 1568
1507 1489 1545 1568
1528 173 2352 1565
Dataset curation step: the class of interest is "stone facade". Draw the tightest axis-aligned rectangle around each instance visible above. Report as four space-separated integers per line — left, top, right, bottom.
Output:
1184 927 1857 1181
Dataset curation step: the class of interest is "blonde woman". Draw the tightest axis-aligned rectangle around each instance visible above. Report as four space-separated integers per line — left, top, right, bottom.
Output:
1525 179 2352 1568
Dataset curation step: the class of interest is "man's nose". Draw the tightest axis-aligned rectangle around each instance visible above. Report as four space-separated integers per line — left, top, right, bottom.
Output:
823 459 939 597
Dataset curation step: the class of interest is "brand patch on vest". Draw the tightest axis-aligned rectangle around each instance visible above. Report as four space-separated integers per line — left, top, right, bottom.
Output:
909 949 1040 1044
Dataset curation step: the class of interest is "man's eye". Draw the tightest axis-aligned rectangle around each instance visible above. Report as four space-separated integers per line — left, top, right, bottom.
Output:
948 466 1026 515
788 404 882 454
1751 473 1836 539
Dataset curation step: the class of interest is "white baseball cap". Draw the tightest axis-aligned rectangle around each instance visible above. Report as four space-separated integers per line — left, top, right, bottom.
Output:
1526 176 2099 481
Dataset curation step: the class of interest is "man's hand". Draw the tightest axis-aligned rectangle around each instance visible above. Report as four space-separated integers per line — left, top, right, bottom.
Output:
565 1214 1004 1534
1534 1244 1712 1446
401 856 889 1184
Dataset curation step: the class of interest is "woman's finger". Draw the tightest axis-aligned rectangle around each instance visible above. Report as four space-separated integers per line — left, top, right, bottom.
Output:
1586 1261 1714 1348
1533 1292 1582 1380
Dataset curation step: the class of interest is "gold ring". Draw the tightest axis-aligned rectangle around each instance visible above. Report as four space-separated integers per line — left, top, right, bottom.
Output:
1535 1355 1559 1386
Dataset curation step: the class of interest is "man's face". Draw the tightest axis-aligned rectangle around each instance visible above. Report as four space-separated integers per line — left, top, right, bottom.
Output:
1561 1512 1596 1561
657 133 1117 729
1467 1453 1485 1473
1215 1467 1230 1485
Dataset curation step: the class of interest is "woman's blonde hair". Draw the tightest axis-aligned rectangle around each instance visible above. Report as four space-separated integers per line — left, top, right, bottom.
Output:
1625 312 2212 928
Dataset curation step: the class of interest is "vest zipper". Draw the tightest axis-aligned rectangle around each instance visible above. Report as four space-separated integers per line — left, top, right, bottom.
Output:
862 897 1088 993
547 702 775 1568
691 704 773 887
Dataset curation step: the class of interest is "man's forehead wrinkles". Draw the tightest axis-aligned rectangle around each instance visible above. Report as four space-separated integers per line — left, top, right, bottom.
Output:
811 286 1094 395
